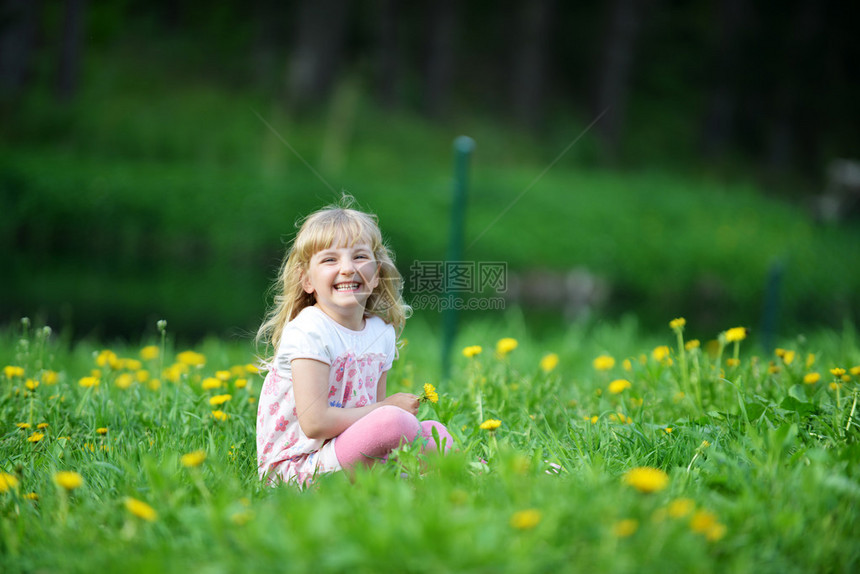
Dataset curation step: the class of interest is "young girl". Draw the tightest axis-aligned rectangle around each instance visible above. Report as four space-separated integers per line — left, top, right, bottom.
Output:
255 198 452 487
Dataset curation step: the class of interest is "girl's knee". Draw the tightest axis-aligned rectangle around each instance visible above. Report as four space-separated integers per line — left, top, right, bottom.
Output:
421 420 453 453
371 405 421 440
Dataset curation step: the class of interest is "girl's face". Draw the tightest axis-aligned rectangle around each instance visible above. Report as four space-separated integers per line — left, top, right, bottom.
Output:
302 242 380 329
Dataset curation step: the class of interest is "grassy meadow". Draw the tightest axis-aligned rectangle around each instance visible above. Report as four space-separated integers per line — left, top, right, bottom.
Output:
1 313 859 573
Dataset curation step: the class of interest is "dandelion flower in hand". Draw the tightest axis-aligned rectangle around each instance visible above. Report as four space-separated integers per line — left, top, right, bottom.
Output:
420 383 439 404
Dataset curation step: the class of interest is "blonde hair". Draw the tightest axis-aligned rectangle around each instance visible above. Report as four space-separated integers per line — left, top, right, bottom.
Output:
256 197 410 360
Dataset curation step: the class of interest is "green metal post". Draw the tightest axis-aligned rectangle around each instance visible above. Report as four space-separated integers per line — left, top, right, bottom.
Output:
442 135 475 379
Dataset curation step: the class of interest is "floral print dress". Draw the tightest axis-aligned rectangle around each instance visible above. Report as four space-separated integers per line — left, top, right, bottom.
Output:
256 306 395 486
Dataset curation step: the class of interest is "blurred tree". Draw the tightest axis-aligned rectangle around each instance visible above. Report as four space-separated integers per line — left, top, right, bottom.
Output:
701 0 747 160
0 0 40 100
57 0 86 102
373 0 400 108
286 0 350 109
763 0 823 174
592 0 642 160
509 0 556 130
423 0 459 117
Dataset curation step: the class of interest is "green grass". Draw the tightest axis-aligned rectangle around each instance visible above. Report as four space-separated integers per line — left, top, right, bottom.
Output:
3 48 860 337
1 315 859 573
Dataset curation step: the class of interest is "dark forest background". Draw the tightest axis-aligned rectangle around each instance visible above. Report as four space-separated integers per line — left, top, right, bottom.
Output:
1 0 859 342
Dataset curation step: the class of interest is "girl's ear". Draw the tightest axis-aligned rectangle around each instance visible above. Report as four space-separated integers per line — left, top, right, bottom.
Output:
301 271 315 294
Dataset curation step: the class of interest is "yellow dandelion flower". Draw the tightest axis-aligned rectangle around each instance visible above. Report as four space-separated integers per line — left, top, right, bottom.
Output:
685 339 701 351
782 350 795 365
664 427 673 434
539 353 559 373
209 394 232 406
16 422 31 429
23 492 38 501
706 522 727 542
201 377 222 390
215 370 232 381
25 378 39 390
230 365 246 378
593 355 615 371
96 427 108 435
700 440 711 448
136 369 150 383
162 363 187 383
181 450 207 467
668 498 695 518
689 509 718 534
96 350 118 369
830 382 842 391
726 358 740 368
125 497 158 522
245 363 259 374
850 365 860 377
622 358 632 371
463 345 484 359
510 509 541 530
211 410 230 421
496 338 518 357
806 353 816 368
127 358 143 370
589 415 599 424
623 467 669 493
830 367 846 378
42 370 59 385
724 327 747 342
4 365 25 378
176 351 206 367
140 345 160 360
147 378 161 391
803 372 821 385
28 432 44 443
115 373 134 389
608 379 632 394
78 376 99 388
235 378 248 389
480 419 501 431
37 422 49 429
0 472 19 492
652 345 671 362
54 471 84 490
669 317 686 330
421 382 439 404
612 518 638 537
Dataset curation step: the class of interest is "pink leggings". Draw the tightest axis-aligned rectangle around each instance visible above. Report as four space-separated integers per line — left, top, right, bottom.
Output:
333 405 453 469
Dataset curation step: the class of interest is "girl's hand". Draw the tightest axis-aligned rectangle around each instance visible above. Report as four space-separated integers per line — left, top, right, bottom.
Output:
382 393 419 415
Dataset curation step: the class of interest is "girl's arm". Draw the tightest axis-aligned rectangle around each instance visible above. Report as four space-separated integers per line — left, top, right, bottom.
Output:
292 359 418 440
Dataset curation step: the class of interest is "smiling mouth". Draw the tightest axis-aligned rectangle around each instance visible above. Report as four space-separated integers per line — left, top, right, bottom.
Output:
334 282 361 292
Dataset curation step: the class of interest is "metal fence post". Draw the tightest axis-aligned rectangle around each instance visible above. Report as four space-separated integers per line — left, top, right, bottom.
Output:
442 135 475 379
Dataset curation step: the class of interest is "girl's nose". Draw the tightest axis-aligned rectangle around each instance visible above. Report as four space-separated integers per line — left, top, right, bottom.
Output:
339 257 356 274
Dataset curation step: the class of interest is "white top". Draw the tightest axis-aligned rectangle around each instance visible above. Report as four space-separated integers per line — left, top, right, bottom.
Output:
256 306 396 486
